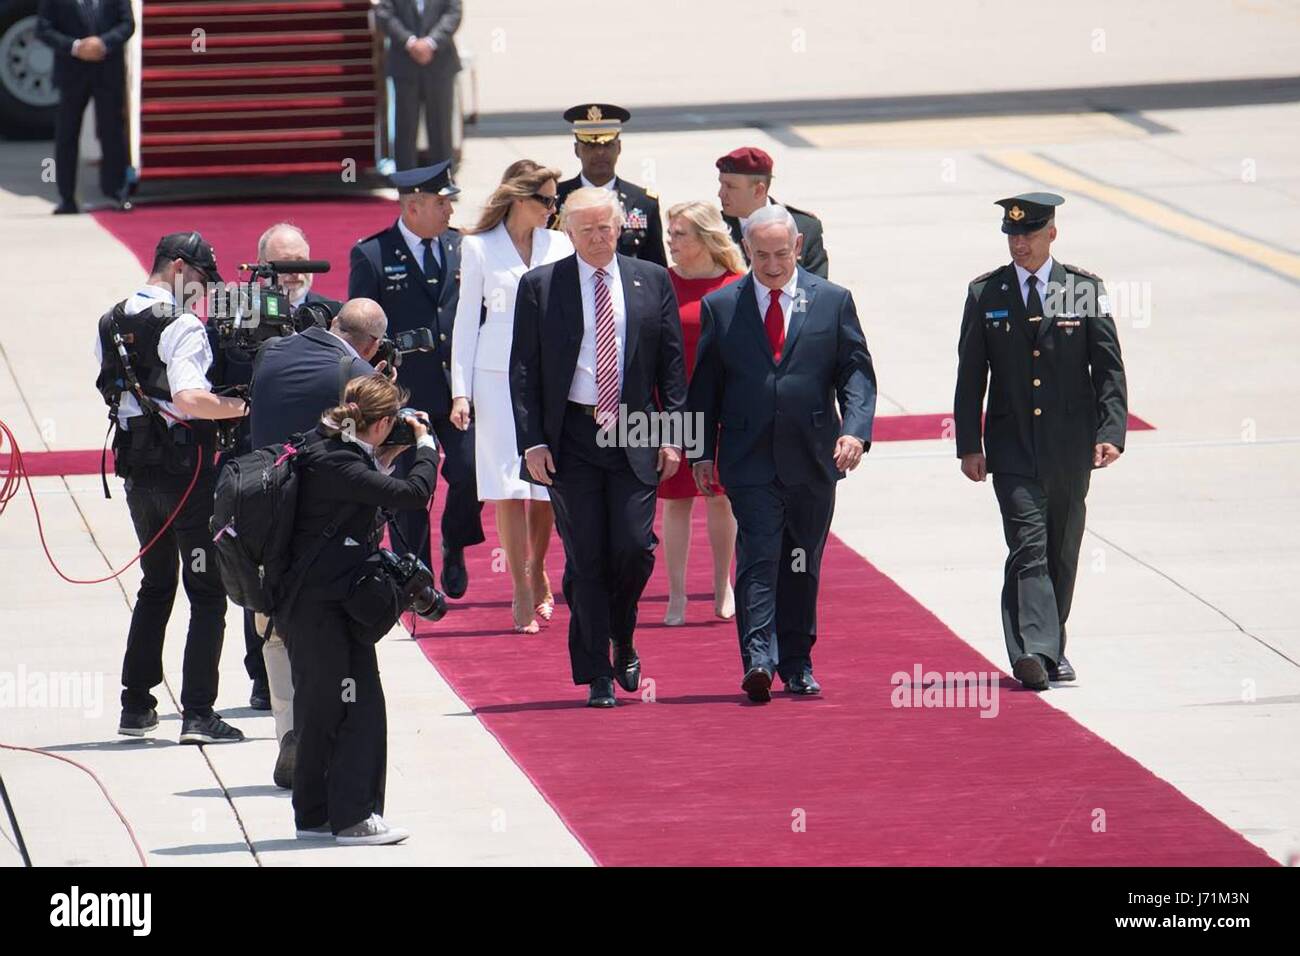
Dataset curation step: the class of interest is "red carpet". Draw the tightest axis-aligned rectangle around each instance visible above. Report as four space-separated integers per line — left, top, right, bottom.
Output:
412 502 1273 866
79 200 1260 866
92 197 398 301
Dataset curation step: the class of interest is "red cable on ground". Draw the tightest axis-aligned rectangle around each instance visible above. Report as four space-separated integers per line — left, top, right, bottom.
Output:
0 416 201 585
0 743 149 867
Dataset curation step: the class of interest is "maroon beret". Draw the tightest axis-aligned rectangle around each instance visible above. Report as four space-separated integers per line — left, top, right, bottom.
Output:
716 146 774 175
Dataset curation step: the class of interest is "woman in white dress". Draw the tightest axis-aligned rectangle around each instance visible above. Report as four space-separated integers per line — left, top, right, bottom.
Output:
450 160 573 633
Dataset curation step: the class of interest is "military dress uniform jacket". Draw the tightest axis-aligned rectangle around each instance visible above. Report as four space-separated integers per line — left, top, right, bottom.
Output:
954 260 1128 478
556 176 666 267
724 199 829 278
348 224 461 418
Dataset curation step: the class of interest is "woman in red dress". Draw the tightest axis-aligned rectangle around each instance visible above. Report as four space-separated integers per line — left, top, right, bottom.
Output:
660 201 746 625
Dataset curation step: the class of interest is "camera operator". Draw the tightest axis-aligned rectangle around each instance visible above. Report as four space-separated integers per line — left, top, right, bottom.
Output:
257 222 341 315
243 296 390 789
209 222 341 715
282 375 437 845
93 231 250 745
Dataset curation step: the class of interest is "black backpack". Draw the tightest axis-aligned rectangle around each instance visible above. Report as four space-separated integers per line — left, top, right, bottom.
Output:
210 432 314 615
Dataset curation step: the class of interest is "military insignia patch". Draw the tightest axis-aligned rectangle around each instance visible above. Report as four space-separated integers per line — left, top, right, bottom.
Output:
625 208 648 229
1008 206 1025 221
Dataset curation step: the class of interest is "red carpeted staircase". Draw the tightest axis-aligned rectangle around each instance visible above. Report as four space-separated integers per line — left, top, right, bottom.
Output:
137 0 382 180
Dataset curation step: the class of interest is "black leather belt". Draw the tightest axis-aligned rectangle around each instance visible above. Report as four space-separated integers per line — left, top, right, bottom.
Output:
567 401 596 417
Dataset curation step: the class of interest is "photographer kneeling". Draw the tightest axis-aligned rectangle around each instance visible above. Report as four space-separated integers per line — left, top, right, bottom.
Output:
284 374 437 846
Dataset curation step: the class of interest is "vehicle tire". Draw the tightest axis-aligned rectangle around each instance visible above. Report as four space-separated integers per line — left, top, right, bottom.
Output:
0 1 58 138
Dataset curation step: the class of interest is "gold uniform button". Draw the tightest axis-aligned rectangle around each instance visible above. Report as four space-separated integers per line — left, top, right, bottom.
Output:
1033 378 1041 387
1033 349 1041 357
439 333 447 342
442 361 449 369
1033 408 1042 416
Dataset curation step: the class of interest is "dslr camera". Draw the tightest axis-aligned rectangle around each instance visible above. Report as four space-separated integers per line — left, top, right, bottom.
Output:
372 327 435 373
376 548 447 621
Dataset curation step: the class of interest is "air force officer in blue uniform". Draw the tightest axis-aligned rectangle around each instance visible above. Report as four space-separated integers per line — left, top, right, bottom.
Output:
349 161 484 597
689 205 876 703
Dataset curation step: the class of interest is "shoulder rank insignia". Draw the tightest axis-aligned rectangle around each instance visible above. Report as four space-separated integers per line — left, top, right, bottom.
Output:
1063 262 1103 282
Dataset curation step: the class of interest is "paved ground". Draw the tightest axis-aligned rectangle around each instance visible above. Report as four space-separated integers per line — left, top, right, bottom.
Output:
1 2 1298 866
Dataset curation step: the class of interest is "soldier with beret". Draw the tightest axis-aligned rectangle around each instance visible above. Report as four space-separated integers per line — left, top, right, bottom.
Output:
954 192 1128 690
555 103 667 267
349 160 485 599
717 146 828 278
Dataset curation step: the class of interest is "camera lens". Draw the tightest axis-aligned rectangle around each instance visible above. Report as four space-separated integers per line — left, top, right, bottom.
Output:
412 586 447 621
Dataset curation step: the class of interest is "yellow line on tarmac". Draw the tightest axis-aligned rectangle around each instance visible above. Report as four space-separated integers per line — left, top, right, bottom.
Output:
987 149 1300 283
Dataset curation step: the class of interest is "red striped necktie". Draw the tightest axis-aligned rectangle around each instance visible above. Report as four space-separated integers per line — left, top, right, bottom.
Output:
594 267 619 429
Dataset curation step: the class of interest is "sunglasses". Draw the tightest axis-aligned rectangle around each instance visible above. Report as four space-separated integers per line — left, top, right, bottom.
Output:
529 193 559 210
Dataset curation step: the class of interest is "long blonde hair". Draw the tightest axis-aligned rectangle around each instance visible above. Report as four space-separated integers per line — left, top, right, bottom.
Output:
666 201 746 275
467 159 563 235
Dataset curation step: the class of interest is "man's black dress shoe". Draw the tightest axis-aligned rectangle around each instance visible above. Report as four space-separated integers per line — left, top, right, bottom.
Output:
441 543 468 599
741 667 773 703
249 681 271 711
587 678 616 708
1046 656 1076 682
52 201 79 215
613 645 641 693
785 671 821 695
1012 654 1050 691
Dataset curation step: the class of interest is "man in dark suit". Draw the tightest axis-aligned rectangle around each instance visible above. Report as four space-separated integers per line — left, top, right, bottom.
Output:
510 187 687 708
555 103 666 267
689 205 875 702
349 161 483 598
375 0 462 170
955 192 1128 690
717 146 828 278
36 0 135 214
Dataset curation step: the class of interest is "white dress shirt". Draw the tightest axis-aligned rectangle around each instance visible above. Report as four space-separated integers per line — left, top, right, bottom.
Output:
570 254 626 405
1013 256 1055 309
579 174 617 192
397 216 442 272
92 284 214 428
451 222 574 398
752 270 799 337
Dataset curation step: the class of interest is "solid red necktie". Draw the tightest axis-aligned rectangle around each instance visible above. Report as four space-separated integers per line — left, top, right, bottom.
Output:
764 287 785 361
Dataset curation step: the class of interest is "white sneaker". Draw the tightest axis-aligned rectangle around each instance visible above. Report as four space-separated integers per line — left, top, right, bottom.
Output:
295 824 332 839
335 814 409 846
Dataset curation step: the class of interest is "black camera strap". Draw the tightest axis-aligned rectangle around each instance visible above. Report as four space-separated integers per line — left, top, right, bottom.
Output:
273 502 365 627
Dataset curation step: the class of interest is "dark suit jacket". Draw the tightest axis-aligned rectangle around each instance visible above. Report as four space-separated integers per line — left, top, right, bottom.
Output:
954 260 1128 478
688 269 875 487
249 327 377 449
556 176 667 267
509 253 687 487
348 221 460 417
36 0 134 85
291 431 438 596
375 0 462 79
724 199 829 278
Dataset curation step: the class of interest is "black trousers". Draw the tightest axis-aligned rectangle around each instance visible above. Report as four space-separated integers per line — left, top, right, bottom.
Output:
392 68 456 170
992 470 1091 666
242 609 268 686
727 479 835 681
387 413 483 571
546 404 658 685
54 63 129 203
120 468 226 716
284 594 387 833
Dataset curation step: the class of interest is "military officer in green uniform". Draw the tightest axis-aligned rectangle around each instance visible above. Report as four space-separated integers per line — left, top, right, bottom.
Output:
954 192 1128 690
555 103 666 266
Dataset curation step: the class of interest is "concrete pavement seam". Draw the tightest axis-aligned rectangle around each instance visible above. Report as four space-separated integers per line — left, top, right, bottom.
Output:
1084 526 1299 669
